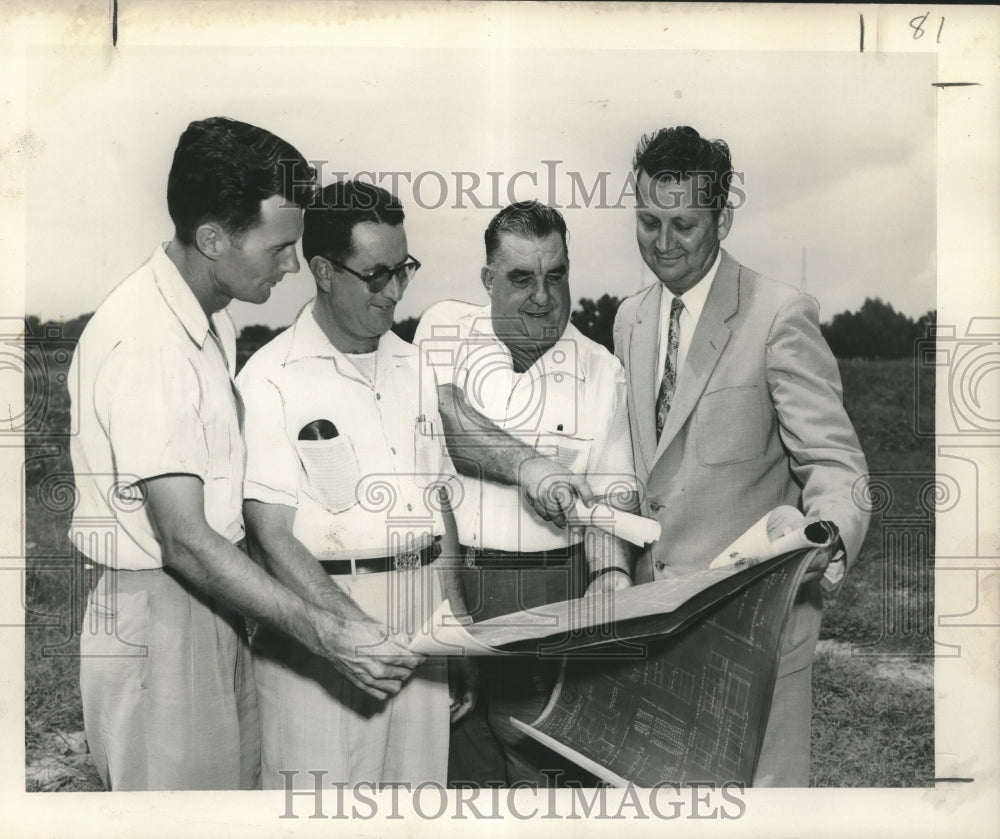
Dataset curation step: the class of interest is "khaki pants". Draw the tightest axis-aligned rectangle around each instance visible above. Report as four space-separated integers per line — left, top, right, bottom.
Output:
80 567 260 791
253 563 449 788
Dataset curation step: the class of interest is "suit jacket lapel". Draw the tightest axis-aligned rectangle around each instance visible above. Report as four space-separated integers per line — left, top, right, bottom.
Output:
652 251 740 464
627 282 661 470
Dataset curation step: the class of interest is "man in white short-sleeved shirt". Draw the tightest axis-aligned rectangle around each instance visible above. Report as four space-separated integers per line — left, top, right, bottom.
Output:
69 119 416 791
413 201 638 787
237 180 474 788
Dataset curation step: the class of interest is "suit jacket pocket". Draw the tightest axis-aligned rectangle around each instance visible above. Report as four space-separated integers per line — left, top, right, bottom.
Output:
296 437 361 513
696 385 768 466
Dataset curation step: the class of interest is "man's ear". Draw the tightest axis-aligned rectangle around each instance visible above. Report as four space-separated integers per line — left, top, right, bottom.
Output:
194 223 227 260
715 204 734 242
310 256 333 293
480 265 493 296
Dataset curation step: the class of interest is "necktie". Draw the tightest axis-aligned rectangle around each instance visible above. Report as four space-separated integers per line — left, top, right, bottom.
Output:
655 295 684 440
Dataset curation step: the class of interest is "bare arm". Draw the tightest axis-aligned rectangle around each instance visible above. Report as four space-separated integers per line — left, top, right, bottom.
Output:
581 526 636 596
436 382 595 527
241 499 423 699
579 370 640 595
142 475 417 700
430 484 477 723
430 486 471 621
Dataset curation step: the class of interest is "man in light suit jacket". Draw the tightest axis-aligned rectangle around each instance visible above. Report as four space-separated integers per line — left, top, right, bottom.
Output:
613 125 870 786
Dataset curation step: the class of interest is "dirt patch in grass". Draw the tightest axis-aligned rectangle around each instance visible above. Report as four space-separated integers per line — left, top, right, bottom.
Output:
816 639 932 689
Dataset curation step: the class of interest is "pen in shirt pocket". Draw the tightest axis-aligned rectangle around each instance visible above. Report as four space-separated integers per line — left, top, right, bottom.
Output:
298 419 339 440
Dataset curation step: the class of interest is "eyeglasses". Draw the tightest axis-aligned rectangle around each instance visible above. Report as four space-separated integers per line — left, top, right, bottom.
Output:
325 254 421 294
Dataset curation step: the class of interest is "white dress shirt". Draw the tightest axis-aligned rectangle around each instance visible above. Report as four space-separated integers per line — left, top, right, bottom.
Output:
69 244 245 570
237 301 452 560
414 300 635 552
654 249 722 392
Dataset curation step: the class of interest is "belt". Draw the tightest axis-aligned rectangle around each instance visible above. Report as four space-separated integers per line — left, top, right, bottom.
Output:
319 538 441 575
464 544 583 570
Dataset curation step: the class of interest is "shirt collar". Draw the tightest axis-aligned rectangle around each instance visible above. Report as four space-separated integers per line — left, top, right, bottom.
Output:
466 304 587 381
284 298 410 375
660 248 722 325
150 243 219 348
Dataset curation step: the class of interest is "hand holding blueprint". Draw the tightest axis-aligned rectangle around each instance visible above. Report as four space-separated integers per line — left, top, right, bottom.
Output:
707 506 836 570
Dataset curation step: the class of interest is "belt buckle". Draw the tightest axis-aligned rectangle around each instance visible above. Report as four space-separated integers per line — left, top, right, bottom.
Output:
394 550 421 571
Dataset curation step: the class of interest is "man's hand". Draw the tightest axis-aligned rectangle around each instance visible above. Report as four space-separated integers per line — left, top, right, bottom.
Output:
800 552 830 584
449 656 478 724
437 383 596 526
242 500 425 702
312 612 424 702
142 477 420 704
585 566 633 597
520 456 596 527
800 538 845 586
808 538 849 594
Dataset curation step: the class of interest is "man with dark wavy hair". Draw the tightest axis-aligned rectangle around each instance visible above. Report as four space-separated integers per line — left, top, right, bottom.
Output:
70 119 414 790
415 200 637 787
614 125 870 786
238 180 473 786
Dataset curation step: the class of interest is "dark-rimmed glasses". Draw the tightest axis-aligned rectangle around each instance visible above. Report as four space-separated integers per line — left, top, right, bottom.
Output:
325 254 421 294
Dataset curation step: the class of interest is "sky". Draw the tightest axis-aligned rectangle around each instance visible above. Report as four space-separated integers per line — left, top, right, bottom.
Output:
24 46 936 332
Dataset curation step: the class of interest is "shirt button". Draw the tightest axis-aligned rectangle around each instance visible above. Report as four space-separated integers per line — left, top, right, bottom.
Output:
654 561 666 571
376 392 381 400
391 447 396 455
407 503 413 511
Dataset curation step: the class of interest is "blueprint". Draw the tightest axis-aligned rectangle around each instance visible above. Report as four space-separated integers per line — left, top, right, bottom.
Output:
510 549 817 786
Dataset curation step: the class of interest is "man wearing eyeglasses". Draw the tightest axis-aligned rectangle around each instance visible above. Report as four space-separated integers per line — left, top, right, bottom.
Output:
236 179 474 787
70 117 412 791
413 201 637 787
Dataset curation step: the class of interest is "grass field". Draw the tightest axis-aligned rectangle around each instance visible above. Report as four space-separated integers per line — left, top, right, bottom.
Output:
22 349 934 790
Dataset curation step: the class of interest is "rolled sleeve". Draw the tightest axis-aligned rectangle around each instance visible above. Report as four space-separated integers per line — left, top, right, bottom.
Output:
239 373 300 507
97 341 208 485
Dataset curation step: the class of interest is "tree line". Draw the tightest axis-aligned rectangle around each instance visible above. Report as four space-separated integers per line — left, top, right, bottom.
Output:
395 295 936 360
25 296 935 362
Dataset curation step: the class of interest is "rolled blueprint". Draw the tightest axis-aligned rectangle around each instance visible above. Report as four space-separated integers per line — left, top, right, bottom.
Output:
570 502 661 547
708 505 835 570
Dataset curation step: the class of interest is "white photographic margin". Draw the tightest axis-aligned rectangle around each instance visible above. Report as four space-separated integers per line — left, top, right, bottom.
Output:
1 2 997 837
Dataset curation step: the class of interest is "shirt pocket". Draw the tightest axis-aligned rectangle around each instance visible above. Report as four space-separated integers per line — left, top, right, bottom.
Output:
695 385 768 466
541 431 594 475
296 437 361 513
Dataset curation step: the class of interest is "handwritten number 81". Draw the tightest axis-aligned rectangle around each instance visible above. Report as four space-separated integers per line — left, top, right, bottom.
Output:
910 12 945 43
